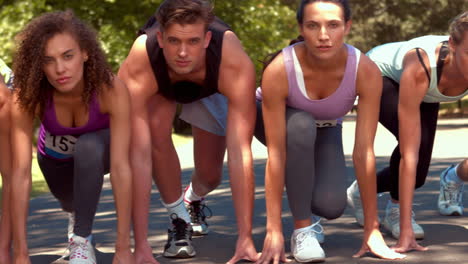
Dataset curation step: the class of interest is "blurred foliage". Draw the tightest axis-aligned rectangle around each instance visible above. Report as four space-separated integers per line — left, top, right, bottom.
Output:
349 0 468 52
0 0 466 80
0 0 296 79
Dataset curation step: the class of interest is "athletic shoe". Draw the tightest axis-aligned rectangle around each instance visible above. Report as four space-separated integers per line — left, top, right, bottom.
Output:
311 215 324 244
346 180 381 226
290 222 325 263
186 200 212 236
68 235 96 264
438 165 464 216
68 212 75 240
163 214 196 258
383 204 424 240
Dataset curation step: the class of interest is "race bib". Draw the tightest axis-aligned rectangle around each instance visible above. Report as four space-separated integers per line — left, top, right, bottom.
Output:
316 120 338 128
44 131 78 159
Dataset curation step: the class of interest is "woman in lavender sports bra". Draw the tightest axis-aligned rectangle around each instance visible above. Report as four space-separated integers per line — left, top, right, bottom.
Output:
254 1 405 263
10 10 134 264
0 59 13 264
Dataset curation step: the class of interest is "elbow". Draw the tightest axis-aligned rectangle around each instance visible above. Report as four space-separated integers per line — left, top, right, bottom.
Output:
110 164 133 185
352 147 375 166
11 168 32 194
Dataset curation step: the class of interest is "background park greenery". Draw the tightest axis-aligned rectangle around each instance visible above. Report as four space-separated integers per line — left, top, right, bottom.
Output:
1 0 467 76
0 0 467 201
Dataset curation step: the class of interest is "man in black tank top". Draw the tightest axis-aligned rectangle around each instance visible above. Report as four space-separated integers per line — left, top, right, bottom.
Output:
118 0 258 263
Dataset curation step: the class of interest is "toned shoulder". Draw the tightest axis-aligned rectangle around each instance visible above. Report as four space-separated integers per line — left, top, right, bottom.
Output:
99 75 129 112
261 51 288 98
263 52 287 82
220 31 251 67
357 53 381 80
121 35 151 75
118 34 158 97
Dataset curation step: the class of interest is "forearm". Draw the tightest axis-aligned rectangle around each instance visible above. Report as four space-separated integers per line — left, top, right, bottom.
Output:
129 137 153 244
398 155 418 231
353 149 379 230
264 159 285 233
227 143 255 238
11 170 32 254
110 167 132 249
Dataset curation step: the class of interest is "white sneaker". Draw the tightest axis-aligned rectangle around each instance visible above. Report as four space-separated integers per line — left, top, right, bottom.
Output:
383 203 424 240
346 180 381 226
311 215 324 244
438 165 464 216
69 235 96 264
290 223 325 263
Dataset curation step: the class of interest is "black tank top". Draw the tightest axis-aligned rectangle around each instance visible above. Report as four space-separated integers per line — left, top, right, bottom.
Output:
139 17 231 103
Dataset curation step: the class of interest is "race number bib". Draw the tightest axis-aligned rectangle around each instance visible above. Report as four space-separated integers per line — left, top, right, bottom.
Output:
316 120 338 128
44 131 78 159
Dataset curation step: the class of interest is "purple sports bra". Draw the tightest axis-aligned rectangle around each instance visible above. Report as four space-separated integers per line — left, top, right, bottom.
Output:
37 94 110 160
257 43 360 125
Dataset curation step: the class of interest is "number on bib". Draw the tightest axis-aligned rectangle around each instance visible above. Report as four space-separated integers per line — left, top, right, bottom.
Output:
44 131 78 159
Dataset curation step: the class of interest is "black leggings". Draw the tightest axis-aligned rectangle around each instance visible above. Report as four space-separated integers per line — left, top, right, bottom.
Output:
254 102 347 220
376 77 439 201
38 129 110 237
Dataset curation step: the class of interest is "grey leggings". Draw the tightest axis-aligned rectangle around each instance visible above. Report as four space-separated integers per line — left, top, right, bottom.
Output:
38 129 110 237
254 102 347 220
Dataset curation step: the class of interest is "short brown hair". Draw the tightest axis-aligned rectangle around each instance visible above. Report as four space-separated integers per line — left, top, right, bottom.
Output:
156 0 214 31
449 11 468 45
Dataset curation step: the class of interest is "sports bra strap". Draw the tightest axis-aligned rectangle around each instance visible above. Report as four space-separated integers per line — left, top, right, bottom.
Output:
436 41 449 85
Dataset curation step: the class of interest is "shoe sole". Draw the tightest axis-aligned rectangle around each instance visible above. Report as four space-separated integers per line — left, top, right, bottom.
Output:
294 256 326 263
439 210 463 216
163 248 196 258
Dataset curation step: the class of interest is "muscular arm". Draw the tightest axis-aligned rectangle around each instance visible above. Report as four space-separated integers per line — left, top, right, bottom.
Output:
218 31 256 236
10 93 34 262
218 32 259 263
353 55 381 232
352 54 405 260
397 50 429 238
100 77 133 256
259 55 288 235
254 53 289 264
117 35 157 250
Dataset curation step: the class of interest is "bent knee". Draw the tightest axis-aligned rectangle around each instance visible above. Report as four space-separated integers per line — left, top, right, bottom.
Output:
286 113 317 149
74 133 107 160
312 194 346 220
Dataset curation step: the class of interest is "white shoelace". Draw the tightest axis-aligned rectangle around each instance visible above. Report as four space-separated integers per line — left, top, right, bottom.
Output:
295 220 323 251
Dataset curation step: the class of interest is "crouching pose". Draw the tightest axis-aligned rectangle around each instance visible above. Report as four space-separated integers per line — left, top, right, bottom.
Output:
10 10 134 264
254 0 404 263
348 11 468 253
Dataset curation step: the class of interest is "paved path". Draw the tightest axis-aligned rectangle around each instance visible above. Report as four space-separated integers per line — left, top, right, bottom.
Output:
24 117 468 263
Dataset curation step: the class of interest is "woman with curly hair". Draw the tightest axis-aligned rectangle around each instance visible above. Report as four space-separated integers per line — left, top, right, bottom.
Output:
10 10 134 264
0 58 13 264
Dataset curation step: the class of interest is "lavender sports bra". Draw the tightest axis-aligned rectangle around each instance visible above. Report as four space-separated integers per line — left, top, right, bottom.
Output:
257 43 360 125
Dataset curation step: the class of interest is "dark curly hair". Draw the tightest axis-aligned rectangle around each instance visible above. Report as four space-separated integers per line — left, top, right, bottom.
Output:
13 10 113 117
